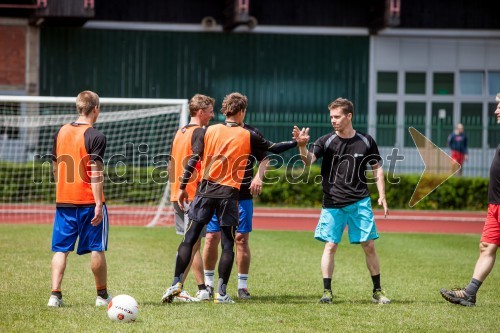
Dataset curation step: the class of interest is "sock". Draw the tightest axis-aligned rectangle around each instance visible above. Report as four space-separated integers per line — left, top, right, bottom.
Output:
465 278 483 296
217 278 226 296
97 286 108 299
323 278 332 291
238 274 248 289
171 273 183 286
51 290 62 299
204 270 215 288
198 284 207 291
371 274 381 292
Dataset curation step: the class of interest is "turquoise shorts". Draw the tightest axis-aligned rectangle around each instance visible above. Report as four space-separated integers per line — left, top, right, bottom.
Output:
314 197 379 244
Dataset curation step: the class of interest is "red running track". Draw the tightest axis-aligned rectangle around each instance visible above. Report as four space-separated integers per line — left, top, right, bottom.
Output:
0 204 486 234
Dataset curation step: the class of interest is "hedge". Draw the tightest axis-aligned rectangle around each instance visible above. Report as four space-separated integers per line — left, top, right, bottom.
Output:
256 166 488 210
0 162 489 210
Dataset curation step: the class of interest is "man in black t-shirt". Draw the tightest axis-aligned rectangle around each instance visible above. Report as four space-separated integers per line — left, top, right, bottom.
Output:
293 97 390 305
440 99 500 307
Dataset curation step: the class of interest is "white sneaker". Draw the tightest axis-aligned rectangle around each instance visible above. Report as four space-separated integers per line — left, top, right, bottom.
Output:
161 282 182 303
47 295 63 307
195 289 210 301
214 293 235 304
96 295 112 307
174 290 200 302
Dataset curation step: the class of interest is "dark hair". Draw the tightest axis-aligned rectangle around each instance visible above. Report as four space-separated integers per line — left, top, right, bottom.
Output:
328 98 354 117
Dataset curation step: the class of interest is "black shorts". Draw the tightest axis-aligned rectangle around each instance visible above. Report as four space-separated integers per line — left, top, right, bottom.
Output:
187 196 239 227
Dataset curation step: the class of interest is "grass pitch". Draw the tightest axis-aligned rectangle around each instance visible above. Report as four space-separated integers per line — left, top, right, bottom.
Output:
0 224 498 332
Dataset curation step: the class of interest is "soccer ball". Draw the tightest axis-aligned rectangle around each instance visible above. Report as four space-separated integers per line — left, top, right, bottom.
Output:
107 295 139 323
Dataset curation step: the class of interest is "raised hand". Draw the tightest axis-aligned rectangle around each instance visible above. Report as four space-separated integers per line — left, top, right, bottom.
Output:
293 126 310 146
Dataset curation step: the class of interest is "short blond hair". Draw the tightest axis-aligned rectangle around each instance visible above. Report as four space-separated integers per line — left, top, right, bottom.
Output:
189 94 215 117
221 92 247 116
76 91 99 116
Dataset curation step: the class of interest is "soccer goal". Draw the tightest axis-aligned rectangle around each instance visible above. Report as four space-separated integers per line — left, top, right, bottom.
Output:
0 95 188 227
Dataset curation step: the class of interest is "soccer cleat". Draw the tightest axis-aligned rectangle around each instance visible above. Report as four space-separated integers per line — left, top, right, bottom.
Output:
195 289 210 301
95 295 112 307
214 293 235 304
440 288 476 307
173 290 200 302
372 290 391 304
237 288 251 299
47 295 63 307
161 282 182 303
205 285 214 298
319 289 333 304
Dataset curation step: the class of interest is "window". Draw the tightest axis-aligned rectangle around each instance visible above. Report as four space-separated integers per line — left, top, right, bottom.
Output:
489 71 500 95
377 71 397 94
376 101 397 146
404 102 426 147
433 73 454 95
460 103 482 148
431 103 453 147
405 72 426 94
460 71 483 95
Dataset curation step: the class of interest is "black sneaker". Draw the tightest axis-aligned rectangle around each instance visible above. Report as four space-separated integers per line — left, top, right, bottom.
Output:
206 285 214 298
440 288 476 307
319 289 333 304
238 288 251 299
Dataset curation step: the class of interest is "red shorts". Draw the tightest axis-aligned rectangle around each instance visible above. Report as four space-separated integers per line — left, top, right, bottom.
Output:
451 150 465 165
481 204 500 246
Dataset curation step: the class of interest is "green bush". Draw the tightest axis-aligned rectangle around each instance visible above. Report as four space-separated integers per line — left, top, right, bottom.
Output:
0 162 489 210
257 166 488 210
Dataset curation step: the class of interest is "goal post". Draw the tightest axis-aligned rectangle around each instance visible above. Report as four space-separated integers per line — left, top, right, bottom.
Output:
0 95 188 227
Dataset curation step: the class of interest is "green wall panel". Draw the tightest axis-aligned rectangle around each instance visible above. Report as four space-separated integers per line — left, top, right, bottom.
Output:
40 28 369 159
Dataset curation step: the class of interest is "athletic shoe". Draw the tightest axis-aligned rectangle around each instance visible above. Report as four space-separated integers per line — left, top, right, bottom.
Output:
161 282 182 303
95 295 112 307
440 288 476 307
372 290 391 304
319 289 333 304
237 288 251 299
206 285 214 298
173 290 200 302
47 295 63 307
214 293 235 304
195 289 210 301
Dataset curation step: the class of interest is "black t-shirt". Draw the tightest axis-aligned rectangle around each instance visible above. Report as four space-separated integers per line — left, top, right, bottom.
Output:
488 144 500 204
310 131 381 208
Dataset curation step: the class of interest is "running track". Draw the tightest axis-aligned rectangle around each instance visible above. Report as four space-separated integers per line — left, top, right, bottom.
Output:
0 204 486 234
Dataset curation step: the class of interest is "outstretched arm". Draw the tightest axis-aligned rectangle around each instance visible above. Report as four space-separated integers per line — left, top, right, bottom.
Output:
292 126 316 165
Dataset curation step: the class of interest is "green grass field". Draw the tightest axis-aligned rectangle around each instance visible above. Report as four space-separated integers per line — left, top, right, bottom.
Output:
1 224 498 332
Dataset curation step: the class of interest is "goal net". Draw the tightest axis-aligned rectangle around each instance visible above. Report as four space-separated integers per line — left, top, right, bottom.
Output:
0 95 188 227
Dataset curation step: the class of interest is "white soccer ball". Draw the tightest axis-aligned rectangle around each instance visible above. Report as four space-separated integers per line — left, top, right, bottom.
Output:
107 294 139 323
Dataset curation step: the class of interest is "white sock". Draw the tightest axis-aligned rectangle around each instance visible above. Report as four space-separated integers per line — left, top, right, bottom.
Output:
204 270 215 288
238 273 248 289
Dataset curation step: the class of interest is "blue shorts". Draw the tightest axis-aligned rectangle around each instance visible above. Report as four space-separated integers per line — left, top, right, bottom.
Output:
314 197 379 244
51 205 109 255
207 199 253 234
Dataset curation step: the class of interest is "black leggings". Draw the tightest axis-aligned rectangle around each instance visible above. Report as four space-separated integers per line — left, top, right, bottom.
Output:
174 220 236 285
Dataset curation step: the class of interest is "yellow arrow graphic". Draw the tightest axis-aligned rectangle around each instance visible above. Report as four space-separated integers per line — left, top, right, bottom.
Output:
408 127 461 207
